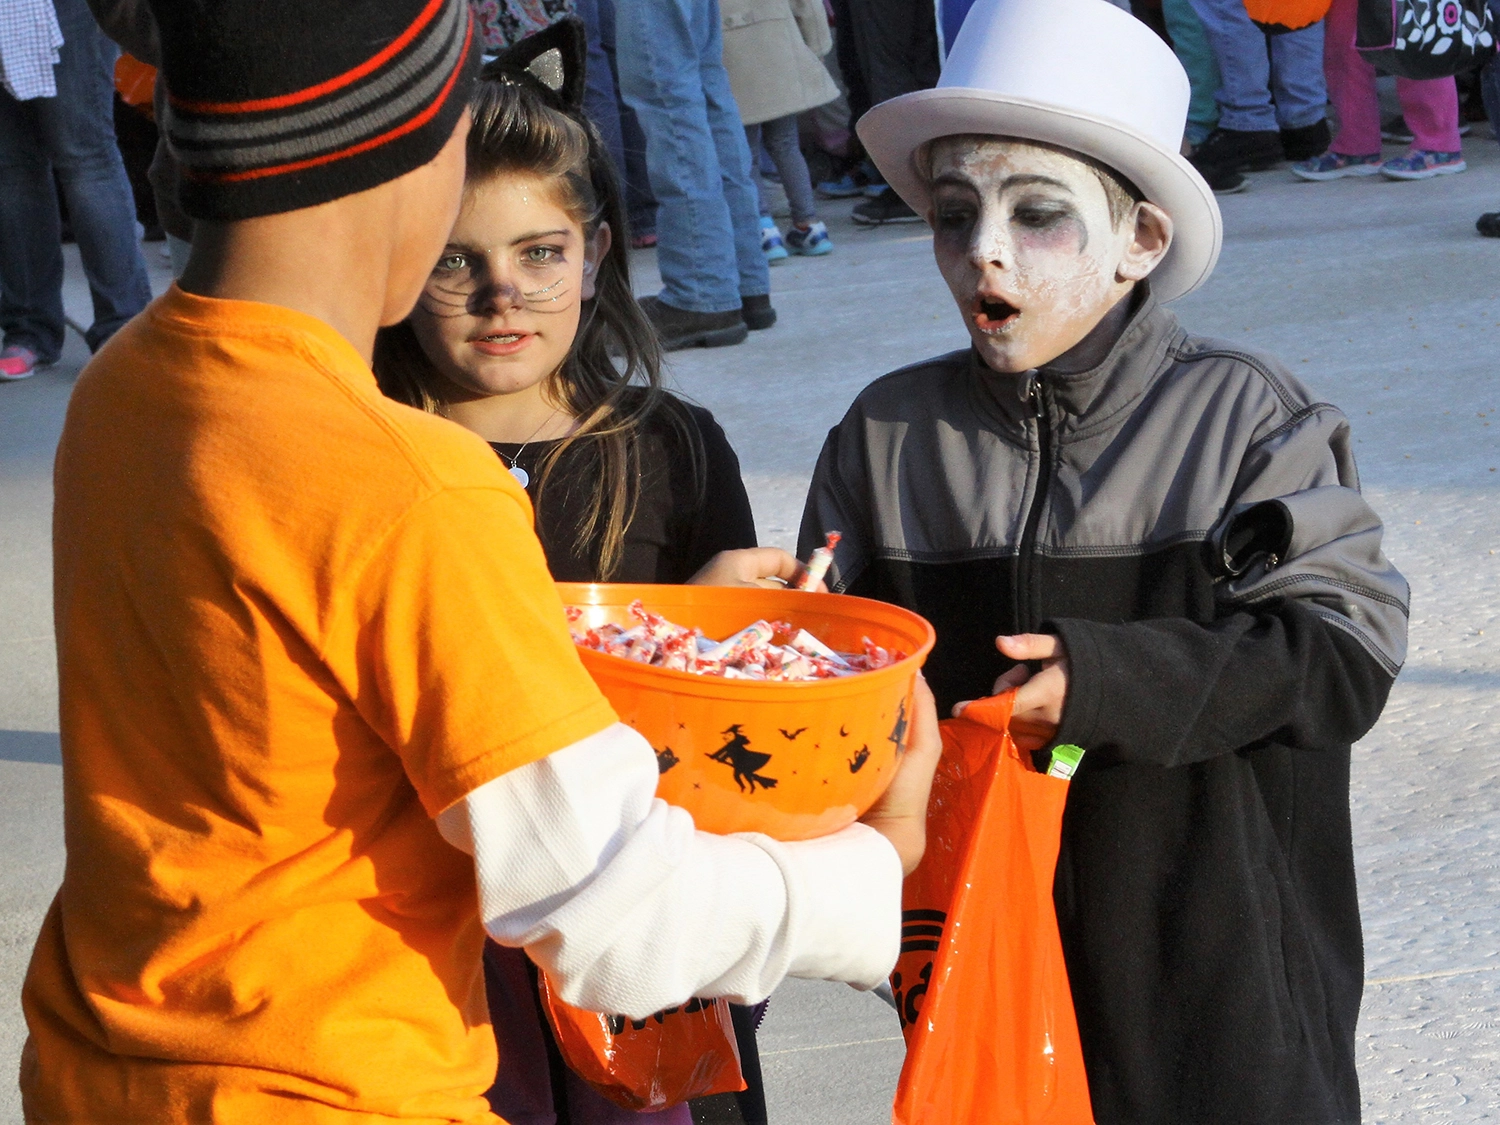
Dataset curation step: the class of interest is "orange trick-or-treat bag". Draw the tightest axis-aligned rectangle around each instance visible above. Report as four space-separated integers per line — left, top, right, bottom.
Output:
537 971 745 1112
892 691 1095 1125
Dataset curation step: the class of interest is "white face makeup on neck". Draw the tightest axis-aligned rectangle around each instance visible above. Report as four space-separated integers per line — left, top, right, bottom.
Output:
926 136 1171 374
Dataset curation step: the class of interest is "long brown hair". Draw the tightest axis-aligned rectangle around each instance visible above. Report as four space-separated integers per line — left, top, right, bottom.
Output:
374 72 699 579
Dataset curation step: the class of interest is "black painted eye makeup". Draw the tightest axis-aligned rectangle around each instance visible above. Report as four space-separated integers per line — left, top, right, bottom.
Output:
935 207 975 231
1012 206 1072 229
1009 191 1076 226
931 188 977 231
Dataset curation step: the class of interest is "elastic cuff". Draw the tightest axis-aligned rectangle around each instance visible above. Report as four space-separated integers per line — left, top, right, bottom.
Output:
1047 617 1104 751
762 822 902 989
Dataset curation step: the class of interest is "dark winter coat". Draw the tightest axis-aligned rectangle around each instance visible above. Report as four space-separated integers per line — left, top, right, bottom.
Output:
799 289 1408 1125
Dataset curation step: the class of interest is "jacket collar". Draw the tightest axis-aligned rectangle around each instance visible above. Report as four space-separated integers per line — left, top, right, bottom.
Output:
968 285 1186 442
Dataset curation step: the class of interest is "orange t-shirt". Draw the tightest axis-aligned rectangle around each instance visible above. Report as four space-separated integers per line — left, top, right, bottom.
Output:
20 287 617 1124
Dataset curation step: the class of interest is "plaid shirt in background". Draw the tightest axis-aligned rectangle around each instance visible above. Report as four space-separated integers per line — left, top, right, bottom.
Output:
0 0 64 100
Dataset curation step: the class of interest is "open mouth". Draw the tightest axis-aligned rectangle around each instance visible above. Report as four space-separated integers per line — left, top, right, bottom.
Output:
474 332 525 344
973 296 1020 332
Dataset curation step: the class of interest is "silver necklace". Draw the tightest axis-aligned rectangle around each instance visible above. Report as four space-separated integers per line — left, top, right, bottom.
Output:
498 410 559 488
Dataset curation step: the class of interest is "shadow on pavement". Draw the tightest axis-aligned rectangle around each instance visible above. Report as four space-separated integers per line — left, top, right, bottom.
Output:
0 730 61 765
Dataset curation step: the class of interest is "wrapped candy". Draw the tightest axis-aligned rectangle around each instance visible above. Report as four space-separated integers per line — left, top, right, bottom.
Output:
794 531 842 592
569 600 903 681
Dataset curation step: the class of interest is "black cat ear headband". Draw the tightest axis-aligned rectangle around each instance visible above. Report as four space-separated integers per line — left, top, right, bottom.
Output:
479 17 588 111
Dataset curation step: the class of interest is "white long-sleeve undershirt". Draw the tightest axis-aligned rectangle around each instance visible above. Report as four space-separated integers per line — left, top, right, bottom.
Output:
435 722 902 1019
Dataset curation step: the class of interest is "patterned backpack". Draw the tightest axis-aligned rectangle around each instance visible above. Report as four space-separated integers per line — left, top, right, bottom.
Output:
1357 0 1497 79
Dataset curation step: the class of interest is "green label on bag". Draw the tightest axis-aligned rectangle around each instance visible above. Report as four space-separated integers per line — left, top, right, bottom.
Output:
1046 744 1085 780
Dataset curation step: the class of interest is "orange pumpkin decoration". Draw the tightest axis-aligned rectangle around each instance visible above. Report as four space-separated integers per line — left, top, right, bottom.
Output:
1245 0 1333 31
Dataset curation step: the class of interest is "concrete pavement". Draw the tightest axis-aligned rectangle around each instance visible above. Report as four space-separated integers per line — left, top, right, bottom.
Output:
3 137 1499 1122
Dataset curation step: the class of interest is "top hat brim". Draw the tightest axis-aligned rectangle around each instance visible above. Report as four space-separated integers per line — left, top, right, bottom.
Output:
857 88 1222 304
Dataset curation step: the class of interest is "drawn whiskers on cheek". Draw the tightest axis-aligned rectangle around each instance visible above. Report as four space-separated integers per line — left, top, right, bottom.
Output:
417 287 474 319
416 277 573 318
522 277 565 302
520 277 572 313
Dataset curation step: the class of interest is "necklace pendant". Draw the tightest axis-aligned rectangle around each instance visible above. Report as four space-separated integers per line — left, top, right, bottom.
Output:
508 463 530 488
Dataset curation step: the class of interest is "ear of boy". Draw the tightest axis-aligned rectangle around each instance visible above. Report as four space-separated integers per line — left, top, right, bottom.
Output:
1118 202 1173 285
178 113 471 363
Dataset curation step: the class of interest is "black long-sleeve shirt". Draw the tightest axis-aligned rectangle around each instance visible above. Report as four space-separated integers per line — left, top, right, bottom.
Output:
491 395 757 583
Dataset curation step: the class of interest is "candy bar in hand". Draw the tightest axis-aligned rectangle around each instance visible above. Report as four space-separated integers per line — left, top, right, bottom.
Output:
569 600 903 680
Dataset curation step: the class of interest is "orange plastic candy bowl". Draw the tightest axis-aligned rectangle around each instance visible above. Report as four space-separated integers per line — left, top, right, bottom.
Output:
559 584 935 841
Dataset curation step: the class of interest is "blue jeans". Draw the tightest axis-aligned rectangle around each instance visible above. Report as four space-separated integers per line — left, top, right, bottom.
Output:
615 0 767 313
577 0 627 181
1187 0 1327 132
578 0 657 239
0 0 151 361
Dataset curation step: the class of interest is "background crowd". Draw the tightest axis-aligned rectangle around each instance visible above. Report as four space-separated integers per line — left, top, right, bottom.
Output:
3 0 1500 380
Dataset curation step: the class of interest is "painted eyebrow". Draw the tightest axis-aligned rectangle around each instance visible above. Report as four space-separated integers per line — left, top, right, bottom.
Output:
931 171 1074 193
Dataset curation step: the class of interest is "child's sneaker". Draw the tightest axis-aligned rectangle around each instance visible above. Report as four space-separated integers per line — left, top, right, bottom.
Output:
851 187 922 225
0 344 43 381
785 221 833 257
816 173 863 198
759 215 788 263
1381 150 1467 180
1291 151 1381 181
1279 119 1330 162
817 159 880 199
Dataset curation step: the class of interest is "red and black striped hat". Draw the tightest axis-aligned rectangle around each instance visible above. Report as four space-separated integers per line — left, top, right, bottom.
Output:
151 0 478 220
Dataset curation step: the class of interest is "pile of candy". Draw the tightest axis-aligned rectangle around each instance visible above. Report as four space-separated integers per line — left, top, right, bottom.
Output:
567 601 904 681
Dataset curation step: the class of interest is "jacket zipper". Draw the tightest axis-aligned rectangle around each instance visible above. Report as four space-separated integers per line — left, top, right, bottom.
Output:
1015 371 1053 634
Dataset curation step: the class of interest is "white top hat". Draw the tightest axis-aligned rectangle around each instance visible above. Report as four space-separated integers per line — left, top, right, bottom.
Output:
857 0 1222 302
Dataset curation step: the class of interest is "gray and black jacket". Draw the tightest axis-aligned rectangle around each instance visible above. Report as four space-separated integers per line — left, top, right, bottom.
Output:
799 291 1407 1125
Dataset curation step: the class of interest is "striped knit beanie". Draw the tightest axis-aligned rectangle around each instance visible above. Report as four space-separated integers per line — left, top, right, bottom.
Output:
150 0 478 220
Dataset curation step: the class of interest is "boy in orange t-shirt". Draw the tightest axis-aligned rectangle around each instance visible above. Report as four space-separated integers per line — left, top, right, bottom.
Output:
19 2 938 1122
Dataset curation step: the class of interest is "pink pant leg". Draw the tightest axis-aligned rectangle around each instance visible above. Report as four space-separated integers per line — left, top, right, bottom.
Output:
1323 0 1383 155
1397 75 1462 151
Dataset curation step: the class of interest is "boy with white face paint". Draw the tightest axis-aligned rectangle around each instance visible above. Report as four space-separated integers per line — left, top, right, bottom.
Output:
800 0 1408 1121
924 136 1173 378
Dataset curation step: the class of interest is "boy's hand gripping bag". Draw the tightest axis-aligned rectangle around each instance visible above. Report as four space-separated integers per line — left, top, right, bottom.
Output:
537 971 746 1111
891 692 1094 1125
